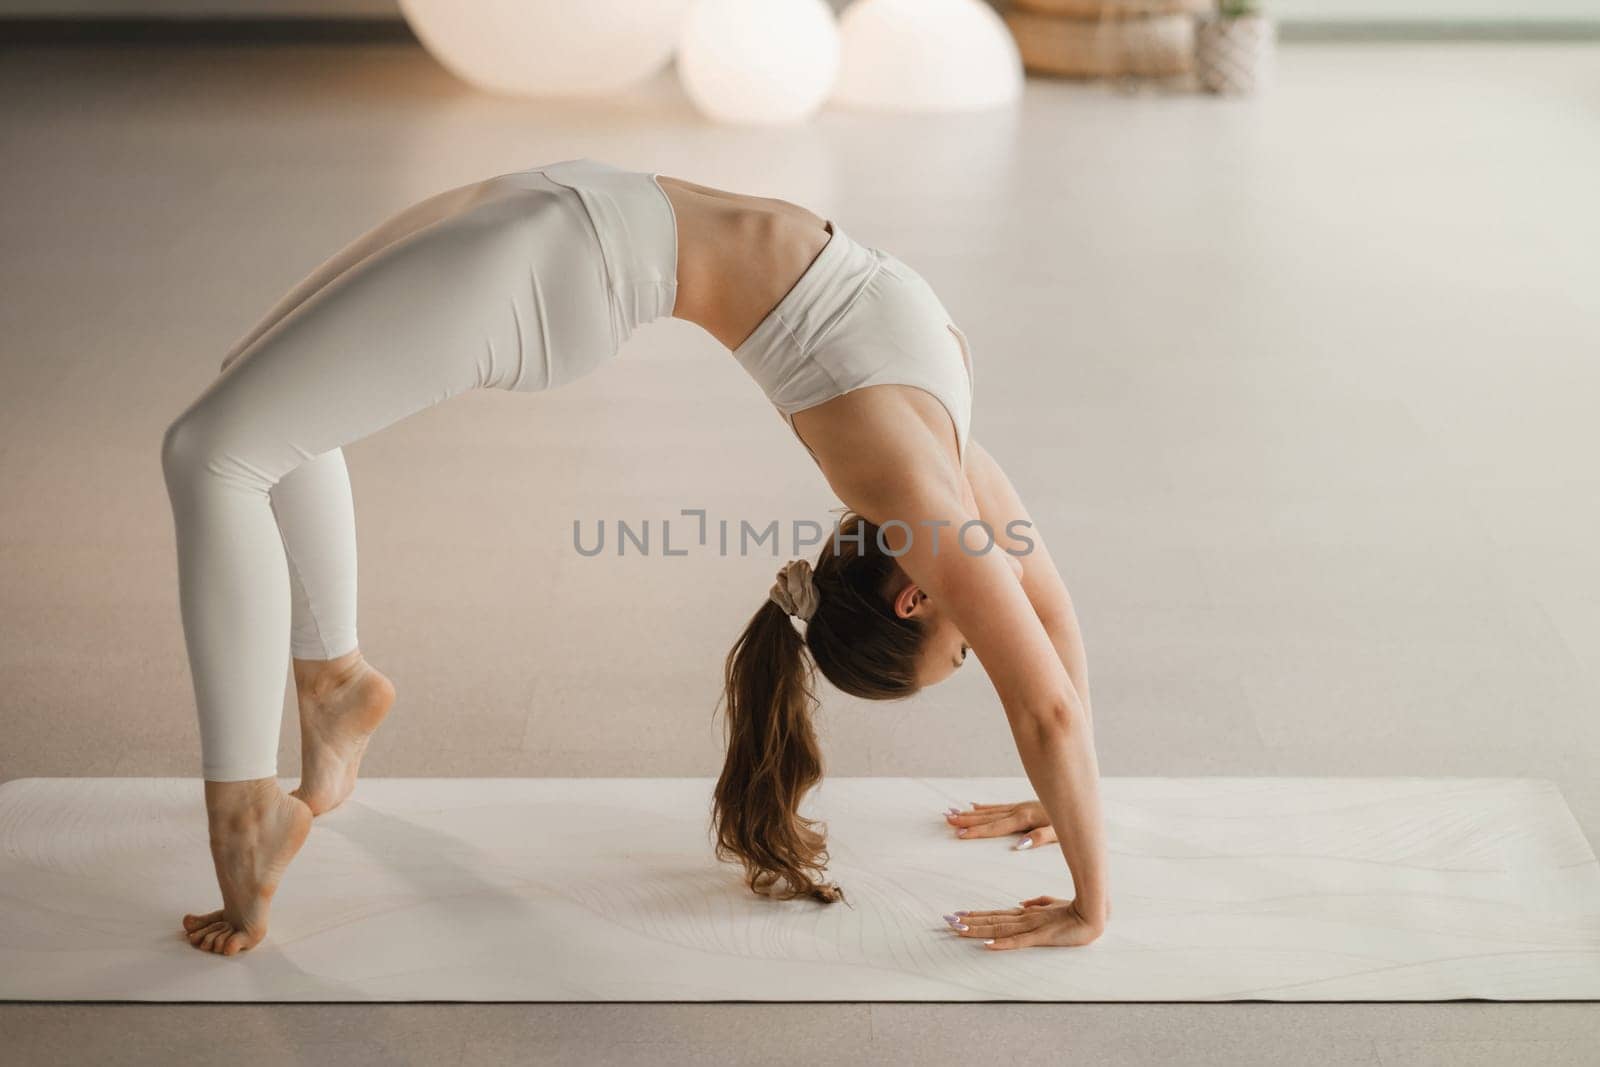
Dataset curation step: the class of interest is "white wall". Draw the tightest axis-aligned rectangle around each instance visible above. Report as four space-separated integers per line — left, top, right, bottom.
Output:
1273 0 1600 18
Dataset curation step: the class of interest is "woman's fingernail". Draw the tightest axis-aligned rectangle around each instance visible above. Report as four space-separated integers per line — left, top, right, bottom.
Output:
944 807 960 815
983 939 995 946
942 914 959 924
957 829 967 837
1014 838 1034 851
952 923 969 931
955 910 970 916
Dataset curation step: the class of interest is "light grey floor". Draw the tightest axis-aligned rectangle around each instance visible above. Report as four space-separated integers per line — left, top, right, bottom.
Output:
2 37 1598 1065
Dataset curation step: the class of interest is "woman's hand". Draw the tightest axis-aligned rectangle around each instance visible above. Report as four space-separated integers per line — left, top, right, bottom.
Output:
943 800 1057 850
942 896 1107 949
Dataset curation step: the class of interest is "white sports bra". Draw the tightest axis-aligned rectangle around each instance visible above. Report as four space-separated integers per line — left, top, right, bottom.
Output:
732 221 976 469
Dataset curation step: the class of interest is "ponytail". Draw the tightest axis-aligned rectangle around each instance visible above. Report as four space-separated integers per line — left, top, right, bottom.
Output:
712 598 844 904
712 512 925 905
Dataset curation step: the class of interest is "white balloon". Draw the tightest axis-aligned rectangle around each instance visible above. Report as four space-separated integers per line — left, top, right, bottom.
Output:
678 0 840 125
833 0 1023 113
399 0 693 97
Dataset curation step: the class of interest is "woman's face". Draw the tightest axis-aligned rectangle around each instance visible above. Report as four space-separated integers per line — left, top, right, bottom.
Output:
897 552 1022 687
916 608 970 688
891 580 969 688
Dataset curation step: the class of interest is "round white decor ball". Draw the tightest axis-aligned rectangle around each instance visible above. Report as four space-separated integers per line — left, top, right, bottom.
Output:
399 0 692 97
678 0 840 125
833 0 1023 113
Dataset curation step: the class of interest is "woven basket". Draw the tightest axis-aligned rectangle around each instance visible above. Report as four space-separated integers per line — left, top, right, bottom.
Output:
1194 14 1275 94
1004 9 1195 77
1011 0 1209 17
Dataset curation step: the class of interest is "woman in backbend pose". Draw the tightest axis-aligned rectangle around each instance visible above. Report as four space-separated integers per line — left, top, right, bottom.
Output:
162 159 1109 956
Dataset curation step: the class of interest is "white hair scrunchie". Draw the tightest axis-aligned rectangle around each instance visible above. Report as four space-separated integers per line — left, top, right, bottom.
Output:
768 558 820 622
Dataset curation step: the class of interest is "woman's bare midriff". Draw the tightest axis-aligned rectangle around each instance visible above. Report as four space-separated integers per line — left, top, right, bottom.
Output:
655 174 971 502
655 175 832 352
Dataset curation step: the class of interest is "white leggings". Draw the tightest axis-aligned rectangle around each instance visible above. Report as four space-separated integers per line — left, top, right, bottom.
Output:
162 160 677 780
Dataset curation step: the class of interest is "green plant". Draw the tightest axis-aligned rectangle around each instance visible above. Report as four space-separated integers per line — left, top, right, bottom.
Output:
1219 0 1261 15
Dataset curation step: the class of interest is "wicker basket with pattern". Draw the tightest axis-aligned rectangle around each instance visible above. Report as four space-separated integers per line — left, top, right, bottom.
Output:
1012 0 1210 17
1004 9 1196 78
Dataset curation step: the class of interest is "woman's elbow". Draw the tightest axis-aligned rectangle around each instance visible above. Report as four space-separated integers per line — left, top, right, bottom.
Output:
1013 693 1085 740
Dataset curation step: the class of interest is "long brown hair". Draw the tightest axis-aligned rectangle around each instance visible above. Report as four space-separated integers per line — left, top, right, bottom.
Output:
712 512 925 903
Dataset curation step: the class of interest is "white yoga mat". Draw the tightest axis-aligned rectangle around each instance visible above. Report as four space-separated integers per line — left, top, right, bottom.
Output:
2 776 1598 1002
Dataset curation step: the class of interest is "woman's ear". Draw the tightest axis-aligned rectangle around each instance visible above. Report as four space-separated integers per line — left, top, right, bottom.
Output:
892 581 926 620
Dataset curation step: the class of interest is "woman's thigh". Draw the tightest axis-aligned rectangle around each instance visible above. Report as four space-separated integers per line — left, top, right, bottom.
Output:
219 175 536 374
181 177 615 488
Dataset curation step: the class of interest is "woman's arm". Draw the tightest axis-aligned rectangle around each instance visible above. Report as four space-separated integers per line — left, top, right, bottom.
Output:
964 438 1093 727
942 439 1095 855
848 464 1111 939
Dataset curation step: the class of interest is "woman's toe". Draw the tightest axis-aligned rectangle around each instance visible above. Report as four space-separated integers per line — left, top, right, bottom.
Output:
182 909 223 933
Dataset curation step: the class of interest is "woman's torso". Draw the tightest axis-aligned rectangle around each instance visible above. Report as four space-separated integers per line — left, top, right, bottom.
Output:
655 175 832 351
655 173 976 506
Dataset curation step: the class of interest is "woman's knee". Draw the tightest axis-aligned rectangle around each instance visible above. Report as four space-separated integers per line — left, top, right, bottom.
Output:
161 405 238 492
161 410 208 486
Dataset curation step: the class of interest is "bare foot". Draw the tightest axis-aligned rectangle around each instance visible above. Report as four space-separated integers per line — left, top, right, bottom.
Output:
183 779 312 956
290 649 395 816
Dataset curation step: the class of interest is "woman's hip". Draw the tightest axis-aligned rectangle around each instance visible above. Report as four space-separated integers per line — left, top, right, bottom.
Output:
216 170 624 401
